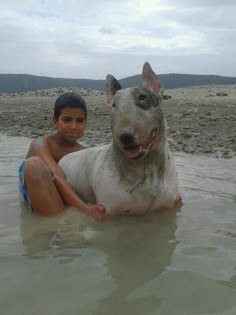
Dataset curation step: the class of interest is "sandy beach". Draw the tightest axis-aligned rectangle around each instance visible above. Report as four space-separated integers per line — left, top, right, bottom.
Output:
0 85 235 158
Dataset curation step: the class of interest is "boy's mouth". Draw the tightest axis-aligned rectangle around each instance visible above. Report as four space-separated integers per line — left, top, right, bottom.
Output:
65 132 80 141
66 131 81 137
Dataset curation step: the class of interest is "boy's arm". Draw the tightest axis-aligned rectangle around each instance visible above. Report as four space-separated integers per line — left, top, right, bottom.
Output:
26 138 106 219
53 175 106 219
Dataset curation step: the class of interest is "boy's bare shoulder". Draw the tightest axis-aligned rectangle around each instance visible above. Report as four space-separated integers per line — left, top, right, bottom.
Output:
31 137 47 148
26 136 50 158
80 144 87 150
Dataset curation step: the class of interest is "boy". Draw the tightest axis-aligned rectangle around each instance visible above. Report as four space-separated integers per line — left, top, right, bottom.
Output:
18 92 106 219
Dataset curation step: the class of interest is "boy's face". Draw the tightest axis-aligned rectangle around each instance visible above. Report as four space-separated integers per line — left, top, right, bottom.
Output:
53 107 87 142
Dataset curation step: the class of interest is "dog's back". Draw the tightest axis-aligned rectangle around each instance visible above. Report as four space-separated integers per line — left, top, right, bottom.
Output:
59 62 179 214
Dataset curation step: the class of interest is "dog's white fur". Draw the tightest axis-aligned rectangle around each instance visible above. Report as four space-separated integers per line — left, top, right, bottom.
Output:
59 62 178 215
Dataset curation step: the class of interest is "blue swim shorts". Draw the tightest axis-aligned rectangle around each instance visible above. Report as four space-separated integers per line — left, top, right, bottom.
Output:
18 160 55 212
18 160 32 211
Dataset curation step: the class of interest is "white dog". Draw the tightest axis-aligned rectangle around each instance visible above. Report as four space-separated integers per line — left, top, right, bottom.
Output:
59 62 181 214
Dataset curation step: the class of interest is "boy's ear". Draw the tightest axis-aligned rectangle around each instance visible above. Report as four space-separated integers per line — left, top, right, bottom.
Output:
52 116 58 129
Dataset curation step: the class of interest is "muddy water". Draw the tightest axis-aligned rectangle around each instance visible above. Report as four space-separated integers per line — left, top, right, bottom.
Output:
0 134 236 315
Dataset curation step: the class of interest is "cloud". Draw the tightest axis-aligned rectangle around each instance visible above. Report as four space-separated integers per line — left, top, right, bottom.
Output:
0 0 235 78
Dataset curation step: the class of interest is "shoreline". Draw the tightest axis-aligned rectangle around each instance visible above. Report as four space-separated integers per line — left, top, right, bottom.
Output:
0 85 235 158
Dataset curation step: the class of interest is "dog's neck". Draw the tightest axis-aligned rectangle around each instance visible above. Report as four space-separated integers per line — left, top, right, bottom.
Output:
109 138 168 196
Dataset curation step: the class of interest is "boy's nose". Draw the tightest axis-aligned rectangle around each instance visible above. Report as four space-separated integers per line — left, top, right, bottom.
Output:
69 121 77 129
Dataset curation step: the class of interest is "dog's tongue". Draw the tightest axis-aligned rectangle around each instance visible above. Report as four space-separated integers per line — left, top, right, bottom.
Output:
138 129 157 152
125 129 157 159
125 148 143 159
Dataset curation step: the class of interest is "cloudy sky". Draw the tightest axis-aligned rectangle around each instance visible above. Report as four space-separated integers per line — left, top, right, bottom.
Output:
0 0 236 79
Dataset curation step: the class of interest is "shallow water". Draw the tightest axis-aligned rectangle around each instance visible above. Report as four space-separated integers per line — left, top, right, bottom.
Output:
0 134 236 315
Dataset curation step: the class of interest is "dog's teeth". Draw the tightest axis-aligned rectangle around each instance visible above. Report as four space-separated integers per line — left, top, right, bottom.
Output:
138 145 143 153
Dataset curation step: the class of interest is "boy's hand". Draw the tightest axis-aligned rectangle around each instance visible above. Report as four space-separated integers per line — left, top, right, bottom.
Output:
172 195 183 208
84 204 107 219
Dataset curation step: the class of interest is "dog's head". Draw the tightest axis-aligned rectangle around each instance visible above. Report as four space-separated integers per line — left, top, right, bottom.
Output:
106 62 166 160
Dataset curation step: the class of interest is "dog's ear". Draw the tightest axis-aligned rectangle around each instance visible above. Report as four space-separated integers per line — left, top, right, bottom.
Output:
106 74 122 104
141 62 164 96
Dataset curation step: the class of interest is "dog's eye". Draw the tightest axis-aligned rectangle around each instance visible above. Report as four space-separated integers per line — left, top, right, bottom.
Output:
138 94 147 101
136 93 151 110
112 102 116 108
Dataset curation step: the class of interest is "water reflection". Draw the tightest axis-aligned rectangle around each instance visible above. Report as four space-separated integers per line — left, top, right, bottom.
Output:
19 207 179 314
93 211 179 314
20 206 97 257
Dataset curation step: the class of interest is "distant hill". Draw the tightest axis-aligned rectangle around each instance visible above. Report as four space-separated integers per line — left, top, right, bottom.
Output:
120 73 236 89
0 74 105 93
0 73 236 93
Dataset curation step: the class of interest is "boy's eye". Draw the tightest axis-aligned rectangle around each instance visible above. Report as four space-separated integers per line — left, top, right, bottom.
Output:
61 117 85 123
62 117 71 122
76 118 85 123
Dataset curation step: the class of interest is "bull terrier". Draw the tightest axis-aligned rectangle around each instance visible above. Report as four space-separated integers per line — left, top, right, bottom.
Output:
59 62 181 215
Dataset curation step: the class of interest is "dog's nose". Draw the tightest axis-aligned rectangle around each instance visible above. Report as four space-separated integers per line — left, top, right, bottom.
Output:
119 129 135 145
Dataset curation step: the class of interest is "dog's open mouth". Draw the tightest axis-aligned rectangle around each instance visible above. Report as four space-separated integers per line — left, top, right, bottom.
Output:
122 128 157 160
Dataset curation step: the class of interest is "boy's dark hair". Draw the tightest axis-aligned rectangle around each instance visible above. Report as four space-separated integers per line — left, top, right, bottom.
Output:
54 92 87 120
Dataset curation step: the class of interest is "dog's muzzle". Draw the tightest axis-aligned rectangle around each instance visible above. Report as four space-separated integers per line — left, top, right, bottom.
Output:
119 128 158 160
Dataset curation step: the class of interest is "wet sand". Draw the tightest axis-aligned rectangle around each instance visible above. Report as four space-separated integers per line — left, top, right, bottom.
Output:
0 85 235 158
